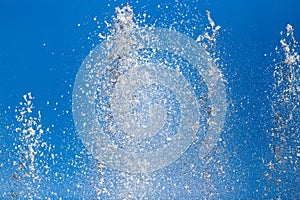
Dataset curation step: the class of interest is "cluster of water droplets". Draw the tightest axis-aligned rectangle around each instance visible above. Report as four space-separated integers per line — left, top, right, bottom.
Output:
83 5 231 199
9 93 49 199
264 23 300 198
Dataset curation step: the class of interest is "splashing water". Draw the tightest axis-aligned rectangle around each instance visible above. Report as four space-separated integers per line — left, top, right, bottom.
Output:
72 4 227 174
271 23 299 161
265 23 300 198
10 93 49 199
71 4 230 199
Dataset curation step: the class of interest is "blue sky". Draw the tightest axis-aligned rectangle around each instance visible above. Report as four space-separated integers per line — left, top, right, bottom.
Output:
0 0 299 199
